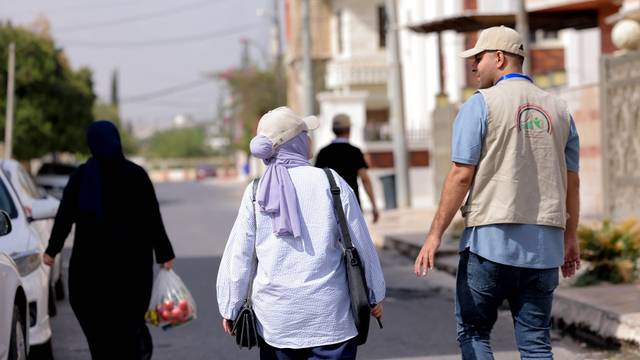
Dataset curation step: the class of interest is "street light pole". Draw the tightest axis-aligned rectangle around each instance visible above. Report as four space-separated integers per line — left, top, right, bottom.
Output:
301 0 314 116
4 43 15 160
385 0 411 208
272 0 285 105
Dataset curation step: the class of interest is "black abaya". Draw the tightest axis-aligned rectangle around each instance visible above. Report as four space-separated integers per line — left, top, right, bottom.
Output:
45 122 175 359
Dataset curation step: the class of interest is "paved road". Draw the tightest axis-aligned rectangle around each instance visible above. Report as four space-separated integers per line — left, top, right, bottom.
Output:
50 180 623 359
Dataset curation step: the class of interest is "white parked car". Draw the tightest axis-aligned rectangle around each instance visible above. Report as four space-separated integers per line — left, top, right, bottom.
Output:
0 167 58 356
34 162 76 201
0 212 29 360
2 160 65 303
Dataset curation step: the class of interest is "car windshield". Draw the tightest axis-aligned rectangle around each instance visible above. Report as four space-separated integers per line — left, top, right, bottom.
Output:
0 178 18 219
37 163 77 176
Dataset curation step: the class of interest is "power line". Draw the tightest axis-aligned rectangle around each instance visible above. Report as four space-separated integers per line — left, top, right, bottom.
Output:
63 22 261 48
126 99 213 107
55 0 222 33
121 79 213 103
15 0 158 17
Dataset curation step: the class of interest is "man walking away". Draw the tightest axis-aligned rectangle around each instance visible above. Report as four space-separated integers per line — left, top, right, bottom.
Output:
315 114 380 223
414 26 581 359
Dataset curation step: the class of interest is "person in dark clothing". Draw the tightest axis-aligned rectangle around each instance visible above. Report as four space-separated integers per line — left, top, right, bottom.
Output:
43 121 175 360
315 113 379 223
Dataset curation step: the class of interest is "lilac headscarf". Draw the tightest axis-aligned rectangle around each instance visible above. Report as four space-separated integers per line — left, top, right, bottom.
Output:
250 132 310 238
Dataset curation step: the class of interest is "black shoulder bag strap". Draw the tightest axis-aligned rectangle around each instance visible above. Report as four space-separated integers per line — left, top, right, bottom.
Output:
323 168 372 345
232 178 260 349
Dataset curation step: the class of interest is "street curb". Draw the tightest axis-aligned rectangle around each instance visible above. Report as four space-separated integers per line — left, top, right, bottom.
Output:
552 290 640 348
384 233 640 350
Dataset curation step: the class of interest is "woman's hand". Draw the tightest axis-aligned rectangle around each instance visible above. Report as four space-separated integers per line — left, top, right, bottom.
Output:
222 319 234 335
43 253 55 266
371 303 383 319
160 259 174 270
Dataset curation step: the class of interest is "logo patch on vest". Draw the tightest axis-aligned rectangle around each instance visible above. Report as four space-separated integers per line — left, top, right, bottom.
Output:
516 104 553 134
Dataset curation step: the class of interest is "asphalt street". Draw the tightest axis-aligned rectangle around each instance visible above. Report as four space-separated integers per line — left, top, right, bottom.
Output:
49 180 622 360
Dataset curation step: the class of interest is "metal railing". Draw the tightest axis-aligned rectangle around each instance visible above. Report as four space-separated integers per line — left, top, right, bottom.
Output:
326 58 389 89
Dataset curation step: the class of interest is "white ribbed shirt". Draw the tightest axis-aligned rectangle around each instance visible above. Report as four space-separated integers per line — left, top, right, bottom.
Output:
216 166 385 349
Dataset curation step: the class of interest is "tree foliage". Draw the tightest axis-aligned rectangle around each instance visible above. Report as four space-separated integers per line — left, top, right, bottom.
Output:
220 67 280 154
0 23 95 159
145 126 211 158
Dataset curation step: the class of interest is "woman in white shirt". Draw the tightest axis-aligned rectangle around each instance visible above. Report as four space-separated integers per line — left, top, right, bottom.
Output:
217 107 385 359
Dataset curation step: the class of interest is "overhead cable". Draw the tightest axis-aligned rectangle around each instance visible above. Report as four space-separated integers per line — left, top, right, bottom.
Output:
56 0 220 32
121 79 213 103
64 22 261 48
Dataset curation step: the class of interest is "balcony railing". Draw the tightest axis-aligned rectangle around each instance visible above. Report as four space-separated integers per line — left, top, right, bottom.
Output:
326 58 389 89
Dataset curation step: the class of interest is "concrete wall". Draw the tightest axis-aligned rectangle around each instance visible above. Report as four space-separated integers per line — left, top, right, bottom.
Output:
552 84 602 218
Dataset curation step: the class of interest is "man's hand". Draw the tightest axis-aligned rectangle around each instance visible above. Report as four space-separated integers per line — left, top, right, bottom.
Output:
562 234 581 278
43 253 55 267
160 259 174 270
414 235 442 276
372 208 379 224
222 319 234 335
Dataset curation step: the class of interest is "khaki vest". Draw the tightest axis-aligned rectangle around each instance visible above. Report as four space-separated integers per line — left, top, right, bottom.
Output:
461 78 571 229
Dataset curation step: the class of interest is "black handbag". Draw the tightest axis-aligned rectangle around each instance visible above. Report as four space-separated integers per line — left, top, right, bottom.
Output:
323 168 372 346
232 178 260 349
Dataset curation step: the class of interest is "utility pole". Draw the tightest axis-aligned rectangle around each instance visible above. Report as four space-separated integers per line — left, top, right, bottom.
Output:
301 0 314 116
4 43 15 160
516 0 531 74
272 0 285 105
385 0 411 208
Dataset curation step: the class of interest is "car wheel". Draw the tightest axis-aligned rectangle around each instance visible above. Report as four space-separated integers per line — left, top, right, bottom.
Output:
8 305 27 360
48 285 57 317
54 278 65 301
28 339 54 360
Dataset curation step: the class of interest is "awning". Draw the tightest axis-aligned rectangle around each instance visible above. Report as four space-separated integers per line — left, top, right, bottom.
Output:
408 10 598 34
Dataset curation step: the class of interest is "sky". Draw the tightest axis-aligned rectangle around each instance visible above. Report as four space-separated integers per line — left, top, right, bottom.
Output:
0 0 277 136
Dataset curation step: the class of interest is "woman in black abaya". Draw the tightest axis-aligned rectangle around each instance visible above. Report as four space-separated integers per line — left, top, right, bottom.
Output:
43 121 175 359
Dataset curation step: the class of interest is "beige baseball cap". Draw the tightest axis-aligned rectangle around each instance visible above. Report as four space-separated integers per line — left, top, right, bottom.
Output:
332 113 351 129
257 106 319 148
460 26 526 58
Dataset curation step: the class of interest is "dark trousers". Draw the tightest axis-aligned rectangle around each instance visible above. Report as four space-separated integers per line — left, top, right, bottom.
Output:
455 250 559 360
258 336 358 360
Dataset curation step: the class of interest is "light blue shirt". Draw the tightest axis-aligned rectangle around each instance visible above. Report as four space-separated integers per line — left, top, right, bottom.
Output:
217 167 385 348
452 80 580 269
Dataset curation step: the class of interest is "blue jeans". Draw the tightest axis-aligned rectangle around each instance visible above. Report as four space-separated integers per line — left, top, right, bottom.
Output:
456 250 559 360
258 336 358 360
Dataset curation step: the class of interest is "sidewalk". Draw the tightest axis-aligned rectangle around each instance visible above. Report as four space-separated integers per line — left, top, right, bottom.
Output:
371 207 640 347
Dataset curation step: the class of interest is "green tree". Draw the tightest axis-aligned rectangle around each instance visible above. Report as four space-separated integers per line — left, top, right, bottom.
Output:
110 68 119 109
0 24 95 159
219 67 280 154
145 126 211 158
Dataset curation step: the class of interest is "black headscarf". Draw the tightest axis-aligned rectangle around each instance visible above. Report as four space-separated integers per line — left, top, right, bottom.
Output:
79 120 125 219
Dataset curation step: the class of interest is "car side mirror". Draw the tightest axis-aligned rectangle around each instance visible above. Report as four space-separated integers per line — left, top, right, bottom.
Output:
0 210 12 236
30 196 59 221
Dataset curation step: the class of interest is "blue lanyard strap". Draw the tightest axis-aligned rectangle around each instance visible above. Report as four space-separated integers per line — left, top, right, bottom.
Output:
496 73 533 84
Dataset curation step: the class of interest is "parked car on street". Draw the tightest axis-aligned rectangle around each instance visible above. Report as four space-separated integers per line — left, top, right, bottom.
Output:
2 160 66 302
0 212 29 360
196 164 217 180
0 168 58 356
34 162 77 200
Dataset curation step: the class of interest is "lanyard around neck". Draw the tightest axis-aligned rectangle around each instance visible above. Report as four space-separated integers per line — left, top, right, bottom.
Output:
496 73 532 84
